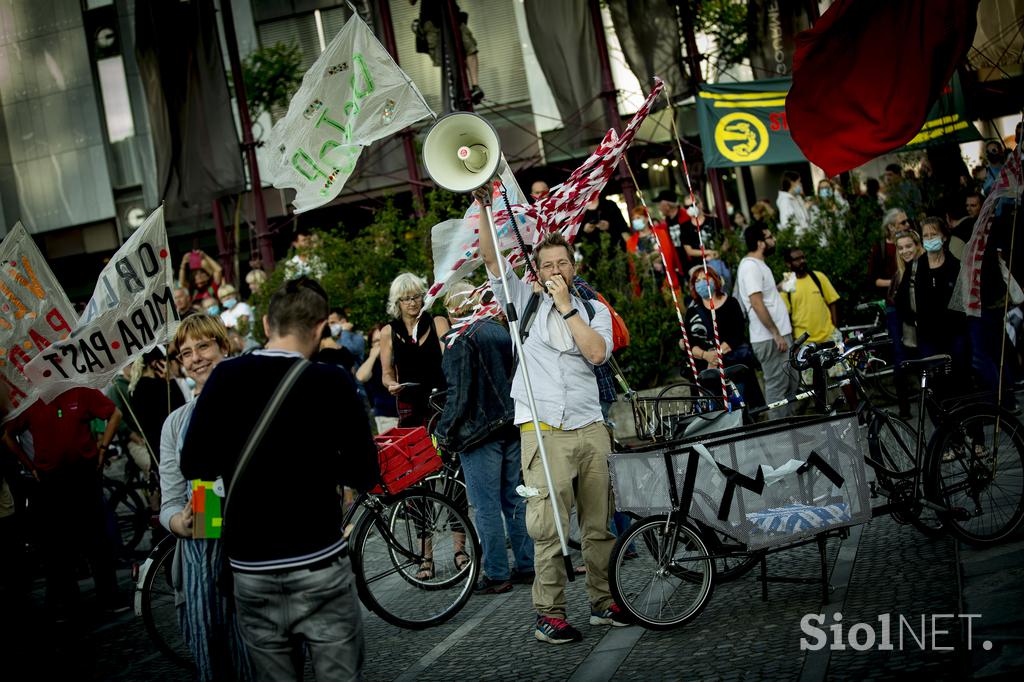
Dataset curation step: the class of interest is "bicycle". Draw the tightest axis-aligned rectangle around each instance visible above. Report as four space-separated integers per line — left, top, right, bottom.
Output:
839 300 898 404
790 334 1024 546
606 340 1024 630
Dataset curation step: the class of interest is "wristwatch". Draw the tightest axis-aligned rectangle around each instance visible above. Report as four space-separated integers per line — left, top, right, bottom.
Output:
562 308 579 320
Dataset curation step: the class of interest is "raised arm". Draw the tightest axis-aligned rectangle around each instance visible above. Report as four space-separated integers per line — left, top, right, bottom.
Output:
355 342 379 383
202 252 224 286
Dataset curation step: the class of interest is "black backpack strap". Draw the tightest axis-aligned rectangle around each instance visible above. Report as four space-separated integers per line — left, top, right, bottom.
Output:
518 291 541 344
807 270 825 298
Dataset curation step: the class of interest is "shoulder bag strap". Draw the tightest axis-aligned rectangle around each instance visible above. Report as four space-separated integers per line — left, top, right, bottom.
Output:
221 358 310 527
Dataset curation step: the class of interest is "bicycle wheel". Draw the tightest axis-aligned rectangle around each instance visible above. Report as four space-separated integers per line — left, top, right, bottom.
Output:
138 535 193 669
103 479 148 557
866 410 944 538
925 405 1024 546
609 516 715 630
351 489 479 629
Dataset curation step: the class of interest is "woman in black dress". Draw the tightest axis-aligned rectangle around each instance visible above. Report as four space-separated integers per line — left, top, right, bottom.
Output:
380 272 450 427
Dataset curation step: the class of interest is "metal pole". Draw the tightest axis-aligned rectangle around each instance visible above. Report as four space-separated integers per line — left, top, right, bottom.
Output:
588 0 635 213
376 0 426 211
219 0 276 272
482 203 575 582
677 0 732 230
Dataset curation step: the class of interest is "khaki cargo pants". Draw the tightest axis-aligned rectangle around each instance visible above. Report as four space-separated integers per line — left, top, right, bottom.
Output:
520 422 615 620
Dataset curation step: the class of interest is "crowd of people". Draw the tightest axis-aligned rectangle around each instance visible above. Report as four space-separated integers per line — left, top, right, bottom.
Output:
0 137 1016 679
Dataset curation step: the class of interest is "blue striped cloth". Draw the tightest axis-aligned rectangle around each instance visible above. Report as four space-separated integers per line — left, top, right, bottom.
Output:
746 502 851 536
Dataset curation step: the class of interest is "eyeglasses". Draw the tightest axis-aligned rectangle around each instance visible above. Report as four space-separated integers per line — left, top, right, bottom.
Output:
177 340 217 363
898 219 910 226
539 260 572 272
398 294 424 304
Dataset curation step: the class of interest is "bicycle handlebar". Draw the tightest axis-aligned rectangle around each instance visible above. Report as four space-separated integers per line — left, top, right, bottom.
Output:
789 332 812 371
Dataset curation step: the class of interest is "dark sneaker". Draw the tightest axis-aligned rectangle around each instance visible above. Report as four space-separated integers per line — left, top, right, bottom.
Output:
510 569 535 585
535 615 583 644
590 602 631 627
470 85 485 104
474 577 513 594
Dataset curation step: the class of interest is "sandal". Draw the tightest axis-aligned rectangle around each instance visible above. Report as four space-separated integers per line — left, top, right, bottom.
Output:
415 559 434 580
454 550 471 571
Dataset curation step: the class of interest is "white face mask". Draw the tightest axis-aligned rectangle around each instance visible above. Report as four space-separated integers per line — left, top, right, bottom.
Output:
329 323 343 337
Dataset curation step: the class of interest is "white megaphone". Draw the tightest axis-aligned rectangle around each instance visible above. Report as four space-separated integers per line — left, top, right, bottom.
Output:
422 112 501 193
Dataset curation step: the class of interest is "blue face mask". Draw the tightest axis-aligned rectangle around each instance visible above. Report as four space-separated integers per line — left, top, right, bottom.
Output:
818 188 832 199
793 184 803 196
695 280 712 300
631 217 646 231
221 298 237 309
185 377 197 390
207 305 221 316
923 237 944 253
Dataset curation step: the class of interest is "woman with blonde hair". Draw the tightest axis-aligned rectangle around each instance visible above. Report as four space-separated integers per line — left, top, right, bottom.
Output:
890 228 924 417
159 315 252 680
380 272 450 427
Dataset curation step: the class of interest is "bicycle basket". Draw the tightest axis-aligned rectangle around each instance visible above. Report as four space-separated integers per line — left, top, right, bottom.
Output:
371 427 442 496
631 392 725 442
610 414 871 550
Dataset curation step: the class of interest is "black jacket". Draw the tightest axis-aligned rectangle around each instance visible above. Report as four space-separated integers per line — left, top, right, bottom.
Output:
180 351 379 572
434 319 516 455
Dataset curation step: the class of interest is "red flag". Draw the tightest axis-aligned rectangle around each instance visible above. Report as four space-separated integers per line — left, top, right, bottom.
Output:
786 1 979 177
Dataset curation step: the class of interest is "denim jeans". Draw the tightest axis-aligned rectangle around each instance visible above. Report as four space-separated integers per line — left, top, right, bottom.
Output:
460 437 533 581
233 556 363 682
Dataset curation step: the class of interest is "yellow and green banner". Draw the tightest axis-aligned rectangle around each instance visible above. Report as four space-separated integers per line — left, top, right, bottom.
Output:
697 78 803 168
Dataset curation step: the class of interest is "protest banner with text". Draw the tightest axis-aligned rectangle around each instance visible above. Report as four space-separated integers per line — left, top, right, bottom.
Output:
21 207 176 404
0 223 79 420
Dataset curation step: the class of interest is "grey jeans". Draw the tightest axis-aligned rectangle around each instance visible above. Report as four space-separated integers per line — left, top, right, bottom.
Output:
752 334 800 417
233 555 364 681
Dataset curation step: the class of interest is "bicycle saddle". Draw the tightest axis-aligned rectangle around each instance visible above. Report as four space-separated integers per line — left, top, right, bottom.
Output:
899 354 950 373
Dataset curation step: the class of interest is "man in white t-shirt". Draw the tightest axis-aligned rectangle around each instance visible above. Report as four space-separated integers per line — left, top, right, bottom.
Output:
736 225 799 416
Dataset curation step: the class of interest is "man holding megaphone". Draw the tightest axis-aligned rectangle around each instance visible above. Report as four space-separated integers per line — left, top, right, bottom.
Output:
472 188 629 644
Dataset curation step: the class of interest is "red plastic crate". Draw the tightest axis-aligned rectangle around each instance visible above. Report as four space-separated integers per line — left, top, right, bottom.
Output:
371 426 441 495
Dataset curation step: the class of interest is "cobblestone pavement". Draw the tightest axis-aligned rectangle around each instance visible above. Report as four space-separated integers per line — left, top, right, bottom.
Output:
15 512 1023 680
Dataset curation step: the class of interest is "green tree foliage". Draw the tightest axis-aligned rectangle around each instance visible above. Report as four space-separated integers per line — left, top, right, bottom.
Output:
241 43 304 124
694 0 749 78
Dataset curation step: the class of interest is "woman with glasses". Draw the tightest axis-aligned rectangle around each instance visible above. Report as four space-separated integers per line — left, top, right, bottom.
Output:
159 315 252 681
380 272 450 428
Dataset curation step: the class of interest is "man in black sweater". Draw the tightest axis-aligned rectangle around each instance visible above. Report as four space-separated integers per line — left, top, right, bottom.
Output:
181 277 378 681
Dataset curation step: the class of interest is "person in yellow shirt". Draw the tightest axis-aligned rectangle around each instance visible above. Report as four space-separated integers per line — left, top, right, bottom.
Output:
781 247 840 344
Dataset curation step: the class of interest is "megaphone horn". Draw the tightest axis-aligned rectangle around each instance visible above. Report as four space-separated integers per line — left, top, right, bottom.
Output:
422 112 502 193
